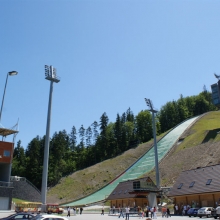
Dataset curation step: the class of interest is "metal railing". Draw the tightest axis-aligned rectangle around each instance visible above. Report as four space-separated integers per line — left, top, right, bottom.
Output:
109 207 139 215
0 180 13 187
10 176 26 181
10 176 41 194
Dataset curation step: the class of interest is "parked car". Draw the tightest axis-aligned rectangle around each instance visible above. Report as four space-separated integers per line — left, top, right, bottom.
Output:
187 208 199 217
0 213 35 220
32 215 68 220
211 206 220 219
197 207 214 218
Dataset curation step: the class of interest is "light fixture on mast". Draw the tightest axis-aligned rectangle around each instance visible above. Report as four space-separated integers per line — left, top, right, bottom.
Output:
144 98 160 189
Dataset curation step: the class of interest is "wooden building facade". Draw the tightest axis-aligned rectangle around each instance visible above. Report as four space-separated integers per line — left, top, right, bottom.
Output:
106 177 160 208
168 164 220 208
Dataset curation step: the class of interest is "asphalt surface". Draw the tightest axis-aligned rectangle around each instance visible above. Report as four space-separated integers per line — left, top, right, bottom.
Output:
0 212 214 220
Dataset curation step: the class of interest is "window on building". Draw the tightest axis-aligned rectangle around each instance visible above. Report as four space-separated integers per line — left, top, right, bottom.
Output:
118 190 122 194
3 150 10 157
206 179 212 185
124 190 128 194
112 191 116 195
177 183 183 189
133 181 140 189
189 181 195 187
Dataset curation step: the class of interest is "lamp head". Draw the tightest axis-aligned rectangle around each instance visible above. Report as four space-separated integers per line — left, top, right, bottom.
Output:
8 71 18 76
145 98 150 106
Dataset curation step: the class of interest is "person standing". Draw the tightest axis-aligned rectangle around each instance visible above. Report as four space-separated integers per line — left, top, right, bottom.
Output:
137 206 141 218
173 205 176 215
67 207 70 217
150 207 154 218
80 207 83 215
73 207 76 215
161 206 167 218
167 208 171 218
175 204 179 215
153 206 157 219
183 205 187 216
113 205 115 214
145 206 149 217
125 206 130 220
101 206 104 215
118 206 124 218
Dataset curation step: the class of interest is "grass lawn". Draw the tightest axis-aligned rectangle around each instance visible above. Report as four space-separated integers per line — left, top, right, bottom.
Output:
176 111 220 151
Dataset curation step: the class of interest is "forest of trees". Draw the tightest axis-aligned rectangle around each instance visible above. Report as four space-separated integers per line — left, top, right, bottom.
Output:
11 89 216 190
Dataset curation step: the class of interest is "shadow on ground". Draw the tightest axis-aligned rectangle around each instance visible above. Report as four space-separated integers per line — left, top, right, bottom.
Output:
202 128 220 143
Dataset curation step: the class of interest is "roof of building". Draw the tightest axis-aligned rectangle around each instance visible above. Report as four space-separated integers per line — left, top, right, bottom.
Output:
0 128 18 137
168 164 220 197
106 177 160 200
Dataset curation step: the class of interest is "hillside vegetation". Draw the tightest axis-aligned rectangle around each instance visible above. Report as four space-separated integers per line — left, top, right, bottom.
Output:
144 111 220 186
12 91 215 191
47 132 166 203
47 111 220 204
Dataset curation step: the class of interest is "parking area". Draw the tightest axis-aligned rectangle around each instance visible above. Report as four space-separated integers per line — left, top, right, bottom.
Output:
0 212 215 220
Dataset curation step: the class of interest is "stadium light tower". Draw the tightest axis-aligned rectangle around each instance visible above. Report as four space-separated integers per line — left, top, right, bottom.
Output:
41 65 60 210
144 98 160 189
0 71 18 124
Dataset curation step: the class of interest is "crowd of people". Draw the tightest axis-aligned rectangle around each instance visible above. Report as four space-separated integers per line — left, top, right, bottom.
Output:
65 204 195 218
110 205 159 219
65 203 198 218
66 206 83 216
173 204 192 216
161 206 171 218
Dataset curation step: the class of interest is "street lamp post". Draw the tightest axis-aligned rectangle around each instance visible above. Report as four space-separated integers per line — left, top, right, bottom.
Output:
0 71 18 124
41 65 60 211
144 98 160 189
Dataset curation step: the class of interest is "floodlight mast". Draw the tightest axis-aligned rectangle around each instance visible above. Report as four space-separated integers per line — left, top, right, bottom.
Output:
144 98 160 189
41 65 60 210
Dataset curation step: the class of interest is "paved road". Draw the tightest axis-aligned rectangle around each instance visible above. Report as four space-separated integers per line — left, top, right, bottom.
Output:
0 212 213 220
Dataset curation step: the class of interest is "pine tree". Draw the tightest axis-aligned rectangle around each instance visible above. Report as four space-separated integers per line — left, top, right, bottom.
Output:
49 130 70 186
86 126 93 147
126 107 134 122
92 121 99 144
69 126 77 151
78 125 85 150
114 113 122 153
12 140 26 177
99 112 109 160
25 136 44 189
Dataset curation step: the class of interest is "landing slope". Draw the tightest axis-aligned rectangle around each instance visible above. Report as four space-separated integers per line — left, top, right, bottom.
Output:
63 116 199 206
146 111 220 186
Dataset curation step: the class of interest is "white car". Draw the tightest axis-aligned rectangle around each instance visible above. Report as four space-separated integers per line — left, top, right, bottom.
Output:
33 215 68 220
212 206 220 219
197 207 214 218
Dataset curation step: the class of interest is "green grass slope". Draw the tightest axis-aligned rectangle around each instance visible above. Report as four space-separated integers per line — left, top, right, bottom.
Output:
145 111 220 186
47 111 220 204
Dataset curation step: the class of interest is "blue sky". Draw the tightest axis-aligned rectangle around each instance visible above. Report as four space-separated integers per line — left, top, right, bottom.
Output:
0 0 219 148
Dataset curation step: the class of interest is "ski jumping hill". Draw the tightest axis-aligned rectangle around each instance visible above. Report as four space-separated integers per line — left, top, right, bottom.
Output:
62 115 200 207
